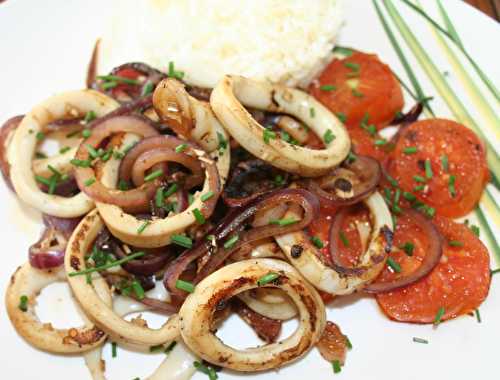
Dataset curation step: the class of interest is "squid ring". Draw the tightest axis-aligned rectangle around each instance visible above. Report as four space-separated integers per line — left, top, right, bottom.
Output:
8 90 119 217
179 258 326 372
210 75 350 177
238 289 298 320
65 209 180 346
275 192 393 295
5 263 111 354
96 79 230 248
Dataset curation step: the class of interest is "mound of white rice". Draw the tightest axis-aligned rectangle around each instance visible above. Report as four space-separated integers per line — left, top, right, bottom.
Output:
99 0 344 88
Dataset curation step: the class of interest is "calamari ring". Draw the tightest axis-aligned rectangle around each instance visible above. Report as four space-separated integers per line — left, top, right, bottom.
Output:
179 258 326 372
8 90 119 217
96 80 230 248
210 75 350 177
65 209 180 346
5 263 111 354
275 192 393 295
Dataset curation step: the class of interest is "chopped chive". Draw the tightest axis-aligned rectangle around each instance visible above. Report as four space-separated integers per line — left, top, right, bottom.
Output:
274 174 285 186
448 240 463 247
441 154 449 172
263 129 276 144
469 225 480 237
167 61 185 80
413 337 429 344
373 138 387 147
475 309 481 323
421 205 436 218
118 179 129 191
149 344 164 353
385 173 399 188
193 208 206 225
413 175 426 183
164 341 177 354
311 236 324 249
97 75 140 85
320 84 337 91
131 280 145 300
111 342 117 358
217 131 227 152
434 307 445 325
223 235 239 249
35 175 51 186
309 107 316 118
280 130 291 143
344 335 352 350
141 82 155 96
400 242 415 256
403 146 418 154
155 187 165 207
137 221 150 234
448 175 456 197
403 191 416 202
200 191 214 202
59 146 71 154
193 361 218 380
176 279 195 293
424 159 433 179
332 360 342 374
144 169 163 182
69 251 145 277
19 295 28 312
86 144 99 159
84 110 97 123
47 176 57 194
175 143 187 153
101 149 113 162
164 183 178 198
34 152 48 159
393 188 401 204
383 187 392 203
171 234 193 249
257 272 280 286
336 112 347 123
35 131 45 141
346 151 357 163
344 62 360 72
386 257 401 273
84 178 96 187
269 218 298 226
352 89 364 98
413 184 425 192
332 46 353 56
339 231 349 247
81 129 91 138
323 129 336 144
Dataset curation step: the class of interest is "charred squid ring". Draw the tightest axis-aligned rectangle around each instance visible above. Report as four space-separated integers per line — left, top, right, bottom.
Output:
8 90 119 217
275 192 393 295
179 258 326 372
65 210 180 346
210 75 351 177
5 263 111 354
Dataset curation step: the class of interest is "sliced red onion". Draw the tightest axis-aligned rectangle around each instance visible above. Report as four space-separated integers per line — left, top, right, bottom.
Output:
163 188 319 301
42 214 82 238
28 228 67 269
363 209 443 293
111 241 171 276
390 103 423 126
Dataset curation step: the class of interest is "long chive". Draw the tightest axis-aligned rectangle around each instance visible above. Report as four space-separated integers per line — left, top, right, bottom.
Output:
257 272 280 286
19 295 28 312
373 0 434 115
69 251 145 277
171 234 193 249
176 280 195 293
434 306 445 325
223 235 239 249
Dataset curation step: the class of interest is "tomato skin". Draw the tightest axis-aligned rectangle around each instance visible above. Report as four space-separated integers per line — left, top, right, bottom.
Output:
376 214 491 324
310 52 404 128
386 119 488 218
348 127 389 162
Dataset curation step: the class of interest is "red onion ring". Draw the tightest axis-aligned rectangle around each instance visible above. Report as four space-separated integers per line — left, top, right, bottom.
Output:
28 228 67 269
163 188 319 301
0 115 23 191
73 115 160 213
42 214 82 238
111 241 171 276
38 176 79 197
363 209 443 293
390 103 423 126
304 155 381 207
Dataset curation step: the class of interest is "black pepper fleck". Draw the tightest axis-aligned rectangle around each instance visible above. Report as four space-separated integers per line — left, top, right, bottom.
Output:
290 244 303 258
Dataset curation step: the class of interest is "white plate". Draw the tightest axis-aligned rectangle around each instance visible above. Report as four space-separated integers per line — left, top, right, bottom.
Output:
1 1 499 379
